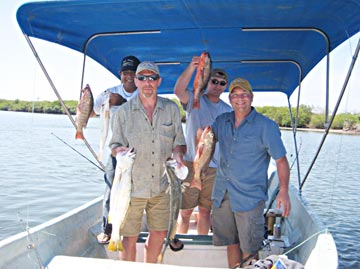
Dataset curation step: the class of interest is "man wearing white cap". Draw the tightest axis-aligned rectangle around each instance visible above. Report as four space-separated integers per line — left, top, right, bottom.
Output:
109 61 186 263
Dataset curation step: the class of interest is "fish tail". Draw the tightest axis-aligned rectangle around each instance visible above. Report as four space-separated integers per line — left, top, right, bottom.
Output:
108 240 116 251
107 239 124 252
157 253 164 263
75 130 85 140
157 244 167 263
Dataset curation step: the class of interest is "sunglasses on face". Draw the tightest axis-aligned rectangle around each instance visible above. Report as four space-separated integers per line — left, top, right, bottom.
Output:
211 79 227 86
136 74 159 81
230 92 251 99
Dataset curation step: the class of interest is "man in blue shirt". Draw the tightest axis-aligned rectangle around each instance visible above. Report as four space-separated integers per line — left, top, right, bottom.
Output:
211 78 291 267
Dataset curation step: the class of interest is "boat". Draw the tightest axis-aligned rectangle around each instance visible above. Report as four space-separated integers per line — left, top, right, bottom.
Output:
1 0 359 268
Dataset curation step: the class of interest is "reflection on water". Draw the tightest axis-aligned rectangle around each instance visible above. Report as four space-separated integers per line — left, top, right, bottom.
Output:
0 111 359 268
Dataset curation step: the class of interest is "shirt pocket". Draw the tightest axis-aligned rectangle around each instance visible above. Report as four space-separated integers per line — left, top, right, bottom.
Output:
159 123 175 155
239 135 260 155
159 122 175 140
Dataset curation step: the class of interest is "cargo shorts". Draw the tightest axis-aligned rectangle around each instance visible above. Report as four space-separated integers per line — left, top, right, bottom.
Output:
121 191 170 237
212 192 265 254
180 160 216 210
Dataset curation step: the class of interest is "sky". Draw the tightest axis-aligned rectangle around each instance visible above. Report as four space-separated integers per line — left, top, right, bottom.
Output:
1 1 360 113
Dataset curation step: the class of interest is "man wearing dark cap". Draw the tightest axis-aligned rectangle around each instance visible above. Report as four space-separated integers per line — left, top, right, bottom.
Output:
93 55 140 244
93 55 140 116
173 55 232 240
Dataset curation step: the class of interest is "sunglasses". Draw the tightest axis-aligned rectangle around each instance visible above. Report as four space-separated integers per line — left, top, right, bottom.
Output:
230 92 251 99
136 74 159 81
211 79 227 86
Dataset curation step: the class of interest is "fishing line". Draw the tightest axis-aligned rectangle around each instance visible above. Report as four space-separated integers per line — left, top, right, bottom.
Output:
17 213 47 269
325 33 358 226
51 132 105 172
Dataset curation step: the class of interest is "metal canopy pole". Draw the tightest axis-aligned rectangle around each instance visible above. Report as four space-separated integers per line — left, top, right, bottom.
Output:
300 37 360 190
23 34 105 171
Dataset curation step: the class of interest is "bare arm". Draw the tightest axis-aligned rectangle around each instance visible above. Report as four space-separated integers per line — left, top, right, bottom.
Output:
275 156 291 217
172 145 187 166
174 56 200 105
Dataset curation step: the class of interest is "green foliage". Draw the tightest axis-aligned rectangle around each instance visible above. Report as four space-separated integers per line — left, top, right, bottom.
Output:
331 113 359 130
171 97 186 122
309 114 326 128
257 105 312 128
0 99 78 114
1 98 359 131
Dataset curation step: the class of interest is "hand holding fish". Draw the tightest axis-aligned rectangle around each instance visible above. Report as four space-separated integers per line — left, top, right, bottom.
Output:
172 146 188 180
191 126 216 190
193 52 212 110
111 146 132 157
109 93 127 107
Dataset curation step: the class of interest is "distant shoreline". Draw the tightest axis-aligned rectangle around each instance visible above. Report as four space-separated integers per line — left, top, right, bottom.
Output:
281 127 360 135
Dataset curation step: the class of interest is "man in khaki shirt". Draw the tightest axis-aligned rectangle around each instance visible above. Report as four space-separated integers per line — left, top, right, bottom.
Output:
109 61 186 263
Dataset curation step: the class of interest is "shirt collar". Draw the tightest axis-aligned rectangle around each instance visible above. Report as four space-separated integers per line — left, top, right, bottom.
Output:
131 94 165 111
225 106 256 124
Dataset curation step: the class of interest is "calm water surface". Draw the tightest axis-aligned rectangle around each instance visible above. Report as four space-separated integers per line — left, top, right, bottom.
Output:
0 111 359 268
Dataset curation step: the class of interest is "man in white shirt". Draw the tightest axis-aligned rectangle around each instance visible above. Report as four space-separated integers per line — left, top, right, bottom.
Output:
94 55 140 244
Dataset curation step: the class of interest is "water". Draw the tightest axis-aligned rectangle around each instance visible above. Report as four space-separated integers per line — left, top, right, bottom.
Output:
0 111 359 268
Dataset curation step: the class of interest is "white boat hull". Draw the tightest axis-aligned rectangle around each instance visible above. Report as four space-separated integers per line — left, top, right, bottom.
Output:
0 172 337 269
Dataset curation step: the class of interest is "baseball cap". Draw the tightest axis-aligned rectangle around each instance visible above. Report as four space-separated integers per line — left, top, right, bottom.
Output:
229 78 252 94
136 61 160 75
120 56 140 72
211 68 228 82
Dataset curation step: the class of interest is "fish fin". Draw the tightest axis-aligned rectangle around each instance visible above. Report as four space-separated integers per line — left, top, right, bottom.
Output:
181 182 190 192
108 240 116 251
157 253 164 263
165 186 171 194
75 131 85 140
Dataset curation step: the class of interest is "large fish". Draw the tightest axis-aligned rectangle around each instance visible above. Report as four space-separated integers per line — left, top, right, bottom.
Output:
97 91 110 161
191 126 216 190
158 158 183 263
193 52 212 110
75 84 94 140
108 148 136 252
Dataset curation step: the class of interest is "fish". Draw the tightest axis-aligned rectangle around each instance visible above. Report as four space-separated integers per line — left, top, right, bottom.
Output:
193 52 212 110
97 91 110 161
75 84 94 140
107 148 136 252
158 158 183 263
191 126 216 190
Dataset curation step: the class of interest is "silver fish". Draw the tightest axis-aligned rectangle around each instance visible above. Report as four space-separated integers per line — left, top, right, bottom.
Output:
158 158 182 263
108 148 136 252
98 91 110 162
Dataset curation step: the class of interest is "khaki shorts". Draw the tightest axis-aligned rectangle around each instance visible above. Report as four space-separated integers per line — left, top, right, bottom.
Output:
212 192 265 254
181 160 216 210
121 192 170 237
